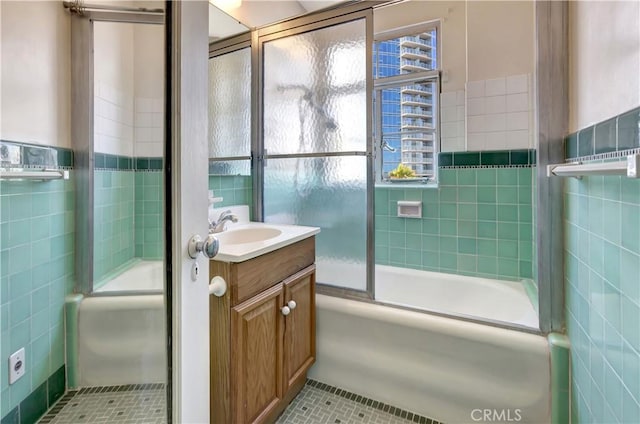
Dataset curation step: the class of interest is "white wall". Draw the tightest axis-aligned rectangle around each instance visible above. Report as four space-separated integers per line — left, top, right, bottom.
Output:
569 1 640 132
374 1 467 93
0 1 71 148
466 1 534 82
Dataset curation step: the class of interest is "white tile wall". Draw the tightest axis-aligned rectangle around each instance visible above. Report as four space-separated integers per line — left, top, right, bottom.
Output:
440 90 466 152
485 96 506 114
506 93 529 112
94 81 134 156
466 81 485 99
465 74 533 151
485 78 507 97
467 98 485 116
134 97 164 157
94 81 164 158
506 74 528 94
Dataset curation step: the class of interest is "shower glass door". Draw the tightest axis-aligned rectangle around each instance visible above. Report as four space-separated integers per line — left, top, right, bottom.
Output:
70 14 167 419
261 16 372 292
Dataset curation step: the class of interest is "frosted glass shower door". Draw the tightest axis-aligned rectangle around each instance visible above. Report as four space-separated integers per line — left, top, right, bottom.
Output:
262 18 370 291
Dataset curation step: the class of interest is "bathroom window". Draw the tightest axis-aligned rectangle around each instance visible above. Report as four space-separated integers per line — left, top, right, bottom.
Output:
373 23 440 181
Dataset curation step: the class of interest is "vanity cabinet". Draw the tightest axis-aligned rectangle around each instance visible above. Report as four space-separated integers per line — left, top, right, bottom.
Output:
210 237 316 424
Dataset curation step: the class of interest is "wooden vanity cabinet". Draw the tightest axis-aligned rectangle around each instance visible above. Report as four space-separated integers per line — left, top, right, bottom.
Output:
282 269 315 394
210 237 316 424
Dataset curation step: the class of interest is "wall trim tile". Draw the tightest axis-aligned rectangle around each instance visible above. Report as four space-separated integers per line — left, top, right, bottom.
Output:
439 149 536 168
564 147 640 164
0 408 18 424
0 140 73 169
0 365 66 424
565 106 640 161
95 154 163 171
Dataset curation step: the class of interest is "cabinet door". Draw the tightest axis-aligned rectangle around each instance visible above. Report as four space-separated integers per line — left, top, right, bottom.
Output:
283 265 316 393
231 283 284 424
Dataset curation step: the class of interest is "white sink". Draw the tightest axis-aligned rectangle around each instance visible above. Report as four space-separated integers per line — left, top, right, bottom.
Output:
212 222 319 263
215 227 282 245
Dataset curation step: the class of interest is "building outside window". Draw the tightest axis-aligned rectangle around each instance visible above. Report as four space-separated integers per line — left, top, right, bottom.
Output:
373 24 439 180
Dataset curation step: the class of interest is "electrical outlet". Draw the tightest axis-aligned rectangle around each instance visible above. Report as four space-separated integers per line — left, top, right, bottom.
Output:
9 348 25 384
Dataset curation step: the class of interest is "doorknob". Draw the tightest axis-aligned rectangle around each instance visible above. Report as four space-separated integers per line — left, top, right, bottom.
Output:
188 234 219 259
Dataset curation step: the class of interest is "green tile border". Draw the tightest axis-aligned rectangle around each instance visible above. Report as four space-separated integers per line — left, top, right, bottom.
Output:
95 154 163 171
47 367 66 408
548 333 570 424
0 140 74 168
0 408 18 424
19 382 47 424
135 157 163 171
0 141 165 171
565 106 640 160
0 365 65 424
439 149 536 168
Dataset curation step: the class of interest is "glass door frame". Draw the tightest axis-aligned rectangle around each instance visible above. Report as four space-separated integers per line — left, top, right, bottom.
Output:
70 9 164 296
208 32 253 171
254 5 376 300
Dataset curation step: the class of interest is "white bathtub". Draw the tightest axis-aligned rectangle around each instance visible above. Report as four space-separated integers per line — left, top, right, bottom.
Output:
69 261 166 387
375 265 539 329
309 294 551 424
94 260 163 292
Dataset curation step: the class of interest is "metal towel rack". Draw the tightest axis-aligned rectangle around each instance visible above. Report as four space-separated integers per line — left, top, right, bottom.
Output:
547 154 640 179
0 169 70 181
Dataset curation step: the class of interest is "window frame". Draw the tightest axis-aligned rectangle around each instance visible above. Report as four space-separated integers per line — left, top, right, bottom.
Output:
373 20 441 183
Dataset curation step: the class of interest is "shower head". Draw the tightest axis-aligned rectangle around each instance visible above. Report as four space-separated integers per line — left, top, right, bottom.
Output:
325 119 338 130
277 84 338 131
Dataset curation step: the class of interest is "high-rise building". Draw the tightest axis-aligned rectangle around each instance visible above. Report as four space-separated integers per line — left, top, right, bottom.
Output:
374 28 437 179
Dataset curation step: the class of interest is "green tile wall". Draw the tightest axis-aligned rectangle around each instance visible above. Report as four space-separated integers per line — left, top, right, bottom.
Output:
93 170 135 282
94 167 164 281
134 171 163 260
208 175 253 215
0 174 74 421
565 173 640 423
375 166 535 280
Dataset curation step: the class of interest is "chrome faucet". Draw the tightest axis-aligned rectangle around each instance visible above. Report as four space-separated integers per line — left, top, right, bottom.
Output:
209 210 238 233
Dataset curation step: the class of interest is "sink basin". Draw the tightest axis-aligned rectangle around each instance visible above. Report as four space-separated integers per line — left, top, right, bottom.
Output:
211 222 320 262
215 227 282 244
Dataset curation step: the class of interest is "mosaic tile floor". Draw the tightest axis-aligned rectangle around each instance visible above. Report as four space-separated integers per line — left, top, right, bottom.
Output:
38 384 166 424
277 380 443 424
39 380 442 424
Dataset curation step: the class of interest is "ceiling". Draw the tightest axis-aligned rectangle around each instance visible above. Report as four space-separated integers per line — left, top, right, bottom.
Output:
209 0 347 41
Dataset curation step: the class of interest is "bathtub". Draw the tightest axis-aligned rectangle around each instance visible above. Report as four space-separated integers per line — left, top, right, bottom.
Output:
375 265 539 329
67 260 166 387
94 260 163 292
309 293 550 423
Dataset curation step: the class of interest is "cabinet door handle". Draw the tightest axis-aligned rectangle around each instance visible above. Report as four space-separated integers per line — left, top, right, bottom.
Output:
288 300 297 310
281 306 291 316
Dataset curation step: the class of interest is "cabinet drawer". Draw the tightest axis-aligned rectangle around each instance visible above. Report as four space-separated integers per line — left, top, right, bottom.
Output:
210 237 315 307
